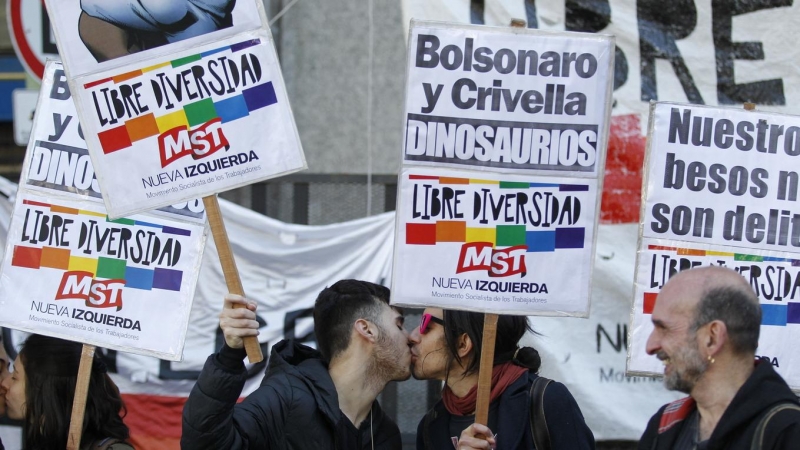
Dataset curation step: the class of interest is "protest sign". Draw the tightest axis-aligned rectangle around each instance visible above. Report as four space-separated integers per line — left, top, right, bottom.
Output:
394 21 614 429
393 166 597 315
42 0 306 219
44 0 308 363
0 61 207 362
401 20 613 176
628 101 800 388
0 191 205 361
392 21 614 317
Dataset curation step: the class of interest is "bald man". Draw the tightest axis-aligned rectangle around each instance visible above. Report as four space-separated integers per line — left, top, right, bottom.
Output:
639 266 800 450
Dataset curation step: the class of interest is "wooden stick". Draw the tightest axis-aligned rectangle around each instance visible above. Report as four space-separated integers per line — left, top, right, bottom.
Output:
474 313 499 427
203 195 264 363
66 344 95 450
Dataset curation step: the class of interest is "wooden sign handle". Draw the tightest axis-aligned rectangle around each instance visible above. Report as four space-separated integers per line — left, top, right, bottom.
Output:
203 195 264 363
474 313 499 429
66 344 95 450
473 17 526 440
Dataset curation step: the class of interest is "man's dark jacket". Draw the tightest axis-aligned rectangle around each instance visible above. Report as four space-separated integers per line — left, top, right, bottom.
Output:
181 339 402 449
639 361 800 450
416 372 595 449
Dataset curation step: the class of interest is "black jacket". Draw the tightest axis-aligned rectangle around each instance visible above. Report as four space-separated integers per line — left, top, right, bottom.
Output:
639 361 800 450
416 372 595 449
182 339 402 449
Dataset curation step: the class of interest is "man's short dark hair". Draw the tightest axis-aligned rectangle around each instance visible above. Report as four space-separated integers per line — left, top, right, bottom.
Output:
691 286 761 354
312 280 392 362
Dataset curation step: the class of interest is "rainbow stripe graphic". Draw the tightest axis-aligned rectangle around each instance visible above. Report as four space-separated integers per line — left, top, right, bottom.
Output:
11 200 188 292
86 39 277 155
642 244 800 326
405 175 587 252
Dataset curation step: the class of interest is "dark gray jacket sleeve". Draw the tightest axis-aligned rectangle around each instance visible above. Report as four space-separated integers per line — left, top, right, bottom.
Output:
181 348 291 450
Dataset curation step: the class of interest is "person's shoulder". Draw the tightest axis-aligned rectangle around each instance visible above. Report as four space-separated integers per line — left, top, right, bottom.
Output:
525 372 575 400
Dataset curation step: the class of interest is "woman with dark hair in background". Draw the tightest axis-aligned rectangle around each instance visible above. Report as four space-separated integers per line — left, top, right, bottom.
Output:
0 335 133 450
0 332 10 450
410 308 594 450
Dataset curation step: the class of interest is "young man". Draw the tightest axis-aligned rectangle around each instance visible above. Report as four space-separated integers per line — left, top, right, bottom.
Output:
409 308 594 450
640 266 800 449
181 280 411 449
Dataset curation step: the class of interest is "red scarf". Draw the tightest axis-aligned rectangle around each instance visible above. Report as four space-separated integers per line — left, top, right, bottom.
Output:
441 362 528 416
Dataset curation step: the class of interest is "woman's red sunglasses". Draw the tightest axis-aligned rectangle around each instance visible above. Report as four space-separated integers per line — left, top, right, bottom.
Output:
419 313 444 334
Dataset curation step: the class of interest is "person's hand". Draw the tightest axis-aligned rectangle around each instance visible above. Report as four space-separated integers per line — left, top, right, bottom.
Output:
456 423 496 450
219 294 259 349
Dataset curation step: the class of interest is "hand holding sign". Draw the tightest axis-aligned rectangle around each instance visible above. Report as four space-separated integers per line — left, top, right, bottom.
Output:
219 294 259 349
458 423 496 450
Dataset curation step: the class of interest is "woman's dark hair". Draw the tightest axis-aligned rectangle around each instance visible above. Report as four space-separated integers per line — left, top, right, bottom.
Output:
19 335 129 449
442 310 541 377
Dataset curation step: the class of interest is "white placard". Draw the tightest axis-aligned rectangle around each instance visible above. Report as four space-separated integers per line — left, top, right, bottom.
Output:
392 166 597 315
42 1 306 218
401 20 614 176
628 101 800 388
0 191 205 360
391 21 614 316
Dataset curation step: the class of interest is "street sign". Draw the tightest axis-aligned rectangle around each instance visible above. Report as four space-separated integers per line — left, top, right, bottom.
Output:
7 0 59 81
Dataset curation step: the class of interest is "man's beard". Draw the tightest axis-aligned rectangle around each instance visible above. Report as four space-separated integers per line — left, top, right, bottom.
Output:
663 339 709 394
367 325 411 384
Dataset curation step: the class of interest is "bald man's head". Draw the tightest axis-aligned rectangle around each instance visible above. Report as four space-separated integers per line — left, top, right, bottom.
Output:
665 267 761 355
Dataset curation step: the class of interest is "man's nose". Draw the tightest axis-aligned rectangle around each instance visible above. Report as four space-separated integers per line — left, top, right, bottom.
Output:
645 331 659 355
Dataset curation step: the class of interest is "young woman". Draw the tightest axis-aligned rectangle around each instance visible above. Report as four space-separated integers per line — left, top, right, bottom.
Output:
1 335 133 450
410 308 594 450
0 333 10 450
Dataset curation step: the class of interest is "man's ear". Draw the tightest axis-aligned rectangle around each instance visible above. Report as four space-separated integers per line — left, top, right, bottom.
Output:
354 318 377 343
704 320 728 358
457 333 473 359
